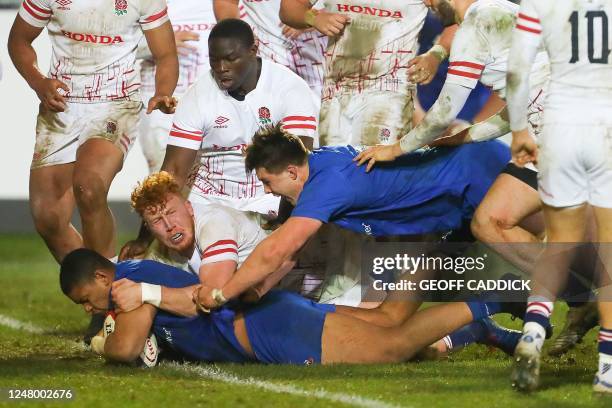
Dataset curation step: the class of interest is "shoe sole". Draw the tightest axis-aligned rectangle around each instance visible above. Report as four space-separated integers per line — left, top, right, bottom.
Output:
511 353 540 392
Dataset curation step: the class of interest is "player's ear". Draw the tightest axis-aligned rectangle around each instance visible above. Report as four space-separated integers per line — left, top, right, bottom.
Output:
95 269 111 286
185 200 194 217
287 165 298 180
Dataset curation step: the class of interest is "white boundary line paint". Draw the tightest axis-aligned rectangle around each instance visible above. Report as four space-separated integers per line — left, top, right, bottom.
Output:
0 314 405 408
165 363 402 408
0 314 46 334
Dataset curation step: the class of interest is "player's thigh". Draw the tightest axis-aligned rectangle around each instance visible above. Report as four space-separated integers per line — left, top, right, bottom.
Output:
542 203 588 243
321 312 406 364
473 169 541 232
74 99 143 190
353 89 414 146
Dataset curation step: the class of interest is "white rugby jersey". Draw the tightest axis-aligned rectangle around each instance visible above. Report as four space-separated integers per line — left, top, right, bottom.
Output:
193 204 267 267
446 0 549 100
507 0 612 129
313 0 427 97
19 0 169 102
168 59 320 209
140 0 215 97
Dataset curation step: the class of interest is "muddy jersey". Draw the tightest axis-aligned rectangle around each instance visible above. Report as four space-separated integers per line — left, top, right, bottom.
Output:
312 0 427 99
18 0 169 102
446 0 549 100
168 59 319 209
140 0 215 98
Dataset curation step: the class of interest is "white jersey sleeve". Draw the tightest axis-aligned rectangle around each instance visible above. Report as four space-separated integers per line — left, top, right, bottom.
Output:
445 11 490 90
18 0 52 28
506 0 542 132
195 211 240 265
167 83 207 150
399 82 472 153
279 78 320 140
138 0 170 31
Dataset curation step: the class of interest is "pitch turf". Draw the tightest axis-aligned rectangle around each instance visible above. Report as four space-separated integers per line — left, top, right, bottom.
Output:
0 234 610 408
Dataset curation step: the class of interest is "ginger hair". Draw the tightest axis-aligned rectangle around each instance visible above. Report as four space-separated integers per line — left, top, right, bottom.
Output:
131 171 181 216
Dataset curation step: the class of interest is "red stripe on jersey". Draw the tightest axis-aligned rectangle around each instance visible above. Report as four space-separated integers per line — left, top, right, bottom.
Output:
516 24 541 34
283 115 316 122
447 69 481 80
203 239 238 254
283 124 317 130
171 123 203 135
25 0 51 15
518 13 540 23
143 7 168 23
169 130 203 141
449 61 484 70
22 1 50 20
202 247 238 259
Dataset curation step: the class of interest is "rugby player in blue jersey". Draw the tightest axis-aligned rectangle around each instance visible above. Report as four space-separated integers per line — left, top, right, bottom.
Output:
61 248 520 365
194 124 510 312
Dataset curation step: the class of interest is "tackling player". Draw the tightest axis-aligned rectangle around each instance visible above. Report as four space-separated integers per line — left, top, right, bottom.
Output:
506 0 612 393
193 125 511 311
213 0 326 97
61 248 521 365
7 0 179 262
138 0 216 172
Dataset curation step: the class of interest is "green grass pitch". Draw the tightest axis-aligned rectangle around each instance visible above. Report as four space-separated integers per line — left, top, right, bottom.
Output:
0 234 610 407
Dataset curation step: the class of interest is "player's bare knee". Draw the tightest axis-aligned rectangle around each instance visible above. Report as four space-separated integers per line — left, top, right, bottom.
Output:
73 176 108 212
471 208 507 242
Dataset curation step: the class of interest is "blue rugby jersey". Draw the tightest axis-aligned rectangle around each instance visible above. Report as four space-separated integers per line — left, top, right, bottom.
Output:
291 141 510 237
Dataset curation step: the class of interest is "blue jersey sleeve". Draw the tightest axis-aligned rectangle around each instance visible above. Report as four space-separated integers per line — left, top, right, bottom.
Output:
291 169 355 223
115 260 199 288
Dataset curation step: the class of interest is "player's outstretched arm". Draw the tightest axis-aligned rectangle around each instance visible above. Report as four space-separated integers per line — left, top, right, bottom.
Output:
8 16 68 112
194 217 322 310
112 278 199 317
213 0 240 21
160 145 198 189
144 21 179 114
104 304 156 363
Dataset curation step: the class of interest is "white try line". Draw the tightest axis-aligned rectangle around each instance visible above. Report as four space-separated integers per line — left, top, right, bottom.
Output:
0 314 404 408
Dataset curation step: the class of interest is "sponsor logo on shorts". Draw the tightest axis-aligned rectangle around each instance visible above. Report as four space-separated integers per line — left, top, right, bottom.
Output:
114 0 128 16
362 223 373 235
258 107 272 126
55 0 71 10
303 357 314 366
61 30 124 44
336 4 403 18
214 116 230 128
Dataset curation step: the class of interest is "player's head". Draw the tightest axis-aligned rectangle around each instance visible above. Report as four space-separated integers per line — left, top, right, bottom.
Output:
60 248 115 315
423 0 459 26
245 124 309 205
208 19 258 92
131 172 196 256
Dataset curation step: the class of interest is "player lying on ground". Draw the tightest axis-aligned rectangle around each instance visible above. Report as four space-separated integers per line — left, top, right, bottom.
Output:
192 124 511 311
354 0 601 355
61 248 522 365
506 0 612 393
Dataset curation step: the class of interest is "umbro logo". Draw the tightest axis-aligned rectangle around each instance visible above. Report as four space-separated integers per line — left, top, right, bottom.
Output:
214 116 229 128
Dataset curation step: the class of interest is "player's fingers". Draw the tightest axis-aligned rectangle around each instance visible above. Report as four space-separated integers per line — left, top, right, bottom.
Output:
366 158 376 173
146 98 158 114
47 98 66 112
52 79 70 93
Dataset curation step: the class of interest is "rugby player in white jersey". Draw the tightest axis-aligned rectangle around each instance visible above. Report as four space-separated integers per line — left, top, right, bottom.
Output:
7 0 179 263
119 19 319 259
506 0 612 393
139 0 216 172
213 0 327 97
355 0 553 272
